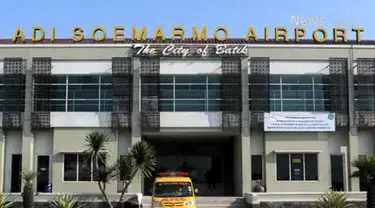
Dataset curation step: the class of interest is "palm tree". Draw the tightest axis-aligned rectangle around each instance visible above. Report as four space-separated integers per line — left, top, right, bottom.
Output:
82 131 157 208
82 131 113 207
352 155 375 208
316 190 353 208
48 194 85 208
0 194 14 208
21 171 38 208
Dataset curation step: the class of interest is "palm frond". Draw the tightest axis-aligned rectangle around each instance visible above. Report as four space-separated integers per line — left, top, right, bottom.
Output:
48 194 85 208
0 194 14 208
94 165 117 183
82 131 110 164
316 190 353 208
129 140 157 178
116 155 136 181
22 171 38 184
351 155 375 183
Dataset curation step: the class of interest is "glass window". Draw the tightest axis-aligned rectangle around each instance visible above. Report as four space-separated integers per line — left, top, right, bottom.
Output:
68 100 99 112
64 154 77 181
175 85 206 99
251 155 262 180
270 75 280 83
270 100 281 111
290 154 304 180
100 100 113 112
305 154 318 180
276 154 290 181
78 154 91 181
100 85 112 99
282 100 314 111
50 100 66 111
282 75 312 84
50 85 66 99
160 75 222 112
175 100 205 111
50 75 67 84
101 75 112 84
68 85 99 99
277 153 318 181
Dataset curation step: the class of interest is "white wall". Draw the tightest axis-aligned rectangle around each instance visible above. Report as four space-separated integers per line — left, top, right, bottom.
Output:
268 60 330 74
160 112 221 128
4 131 22 193
0 113 3 127
160 59 222 74
358 131 375 155
50 112 111 127
117 130 131 192
328 131 348 155
33 131 53 186
251 132 264 155
51 60 111 74
0 60 3 74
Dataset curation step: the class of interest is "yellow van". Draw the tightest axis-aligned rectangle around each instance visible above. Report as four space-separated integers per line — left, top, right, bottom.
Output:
151 172 198 208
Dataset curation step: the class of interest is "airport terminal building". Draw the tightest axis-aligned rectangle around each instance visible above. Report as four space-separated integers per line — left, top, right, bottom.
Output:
0 39 374 196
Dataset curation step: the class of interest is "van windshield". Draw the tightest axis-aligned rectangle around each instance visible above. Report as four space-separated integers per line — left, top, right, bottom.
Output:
153 182 193 197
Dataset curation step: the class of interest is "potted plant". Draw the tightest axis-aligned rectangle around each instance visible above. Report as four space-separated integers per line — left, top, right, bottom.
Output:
253 180 265 192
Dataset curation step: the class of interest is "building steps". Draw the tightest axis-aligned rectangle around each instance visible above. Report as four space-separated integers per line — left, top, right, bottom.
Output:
142 196 246 208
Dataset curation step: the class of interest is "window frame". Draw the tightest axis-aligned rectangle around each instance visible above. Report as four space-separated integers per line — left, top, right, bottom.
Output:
276 153 319 182
249 75 330 112
34 75 112 112
251 155 263 181
159 75 222 112
62 153 98 182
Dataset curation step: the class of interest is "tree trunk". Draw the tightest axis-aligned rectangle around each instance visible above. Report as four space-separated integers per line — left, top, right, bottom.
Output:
22 183 34 208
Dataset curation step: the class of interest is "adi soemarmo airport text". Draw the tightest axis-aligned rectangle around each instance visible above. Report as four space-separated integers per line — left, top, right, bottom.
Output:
11 26 364 43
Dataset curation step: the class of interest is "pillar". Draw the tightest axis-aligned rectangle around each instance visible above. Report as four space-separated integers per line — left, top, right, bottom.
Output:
0 129 5 192
241 58 251 194
130 57 142 193
347 49 360 191
21 58 34 187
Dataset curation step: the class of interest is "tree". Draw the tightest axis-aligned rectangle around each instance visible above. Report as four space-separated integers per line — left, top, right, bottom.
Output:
351 155 375 186
21 171 38 208
83 131 157 208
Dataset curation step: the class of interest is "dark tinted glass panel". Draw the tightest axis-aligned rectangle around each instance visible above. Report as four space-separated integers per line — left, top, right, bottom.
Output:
50 85 66 99
50 100 66 111
251 155 262 180
208 100 221 111
270 100 281 111
101 75 112 84
159 100 173 111
160 75 173 83
313 75 324 84
175 100 205 111
68 100 99 112
175 85 206 99
68 75 99 84
100 85 112 99
282 85 313 99
208 75 221 83
159 85 173 99
175 75 206 83
208 85 220 99
291 154 304 180
282 75 313 84
305 154 318 180
68 85 99 99
64 154 77 181
276 154 289 180
282 100 314 111
78 154 91 181
51 75 66 84
270 75 280 83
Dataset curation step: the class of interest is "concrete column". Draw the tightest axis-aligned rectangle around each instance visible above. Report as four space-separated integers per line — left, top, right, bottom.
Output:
21 58 34 187
347 49 360 191
0 129 5 192
130 57 142 193
340 146 349 191
241 58 251 195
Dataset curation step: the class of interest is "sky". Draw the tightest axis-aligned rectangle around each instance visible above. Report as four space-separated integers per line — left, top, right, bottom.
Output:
0 0 373 40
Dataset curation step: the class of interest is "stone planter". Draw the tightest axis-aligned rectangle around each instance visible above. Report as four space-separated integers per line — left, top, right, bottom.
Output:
253 185 265 192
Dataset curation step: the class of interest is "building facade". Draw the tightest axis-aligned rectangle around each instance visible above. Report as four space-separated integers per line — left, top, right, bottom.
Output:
0 39 374 196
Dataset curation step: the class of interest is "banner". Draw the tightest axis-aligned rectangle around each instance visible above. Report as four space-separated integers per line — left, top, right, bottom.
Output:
264 112 335 132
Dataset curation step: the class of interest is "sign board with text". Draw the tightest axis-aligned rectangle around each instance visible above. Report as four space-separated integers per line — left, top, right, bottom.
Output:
264 112 336 132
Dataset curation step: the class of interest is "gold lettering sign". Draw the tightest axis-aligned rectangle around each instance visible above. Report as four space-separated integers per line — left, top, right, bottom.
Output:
10 26 364 43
